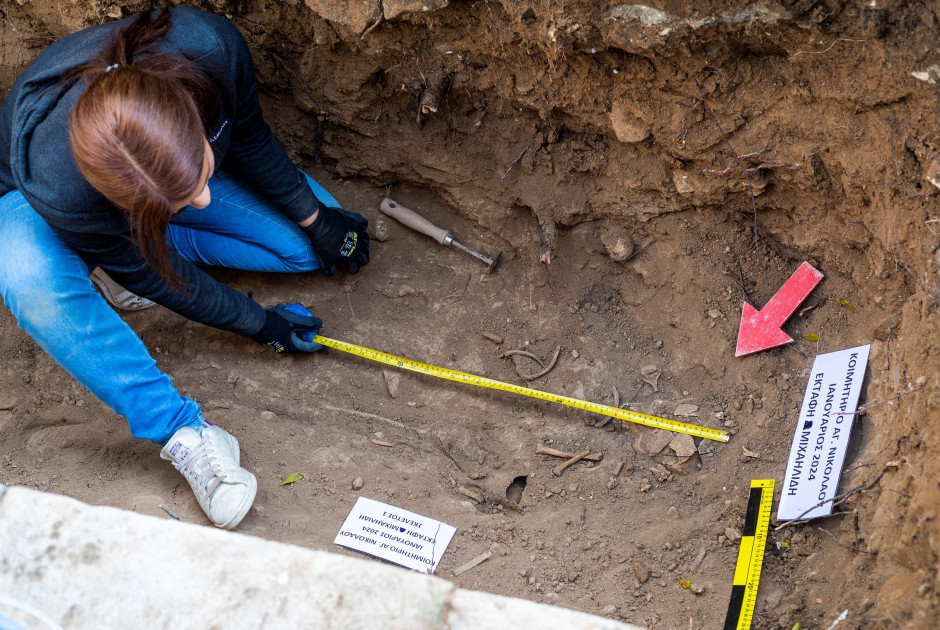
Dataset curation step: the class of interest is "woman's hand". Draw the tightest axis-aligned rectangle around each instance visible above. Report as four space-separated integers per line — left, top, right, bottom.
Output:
301 204 370 277
250 304 322 353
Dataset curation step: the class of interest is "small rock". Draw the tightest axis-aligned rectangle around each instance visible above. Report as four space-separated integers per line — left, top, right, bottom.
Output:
925 153 940 190
634 563 650 583
602 604 618 616
673 403 699 417
371 218 390 241
260 411 277 421
673 171 695 194
669 433 697 458
698 439 717 456
573 382 585 400
715 411 725 420
667 506 680 519
725 527 742 542
609 102 650 143
708 309 722 319
916 376 928 386
601 228 635 262
636 429 675 455
654 340 663 349
352 477 364 491
568 571 580 582
692 584 705 595
383 370 401 398
571 349 580 359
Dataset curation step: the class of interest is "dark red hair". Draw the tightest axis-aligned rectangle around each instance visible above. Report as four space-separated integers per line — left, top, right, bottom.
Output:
68 9 219 290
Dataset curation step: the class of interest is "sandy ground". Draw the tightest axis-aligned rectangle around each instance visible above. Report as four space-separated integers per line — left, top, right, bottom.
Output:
0 172 905 628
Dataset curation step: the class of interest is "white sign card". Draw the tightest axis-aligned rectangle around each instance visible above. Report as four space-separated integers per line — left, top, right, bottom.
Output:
334 497 457 573
778 344 871 521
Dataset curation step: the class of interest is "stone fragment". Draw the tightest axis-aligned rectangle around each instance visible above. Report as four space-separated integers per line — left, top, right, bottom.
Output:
573 382 585 401
305 0 382 33
609 102 650 143
633 563 649 583
383 0 450 20
673 171 694 194
352 477 364 490
673 403 699 417
698 439 716 456
601 227 635 262
371 218 390 242
668 433 697 458
925 153 940 190
635 429 674 455
383 370 400 398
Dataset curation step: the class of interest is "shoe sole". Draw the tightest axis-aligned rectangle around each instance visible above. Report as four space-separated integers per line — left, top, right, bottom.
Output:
217 472 257 530
89 268 157 311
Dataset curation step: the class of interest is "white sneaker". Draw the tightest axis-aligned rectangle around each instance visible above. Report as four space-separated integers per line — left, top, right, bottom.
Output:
160 424 257 529
89 267 156 311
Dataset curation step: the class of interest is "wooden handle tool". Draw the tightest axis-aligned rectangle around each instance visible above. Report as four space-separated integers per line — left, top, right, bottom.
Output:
379 197 502 273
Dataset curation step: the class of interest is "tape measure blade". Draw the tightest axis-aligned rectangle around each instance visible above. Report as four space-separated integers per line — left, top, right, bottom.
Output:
313 335 728 442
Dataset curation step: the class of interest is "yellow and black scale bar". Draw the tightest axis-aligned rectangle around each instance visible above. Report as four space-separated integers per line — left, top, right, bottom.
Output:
723 479 775 630
313 335 729 442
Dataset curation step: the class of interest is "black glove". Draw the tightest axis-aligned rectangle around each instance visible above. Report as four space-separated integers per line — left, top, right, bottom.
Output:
250 304 323 353
301 203 370 277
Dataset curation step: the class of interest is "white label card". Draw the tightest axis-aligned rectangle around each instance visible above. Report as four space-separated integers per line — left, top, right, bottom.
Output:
778 344 870 521
334 497 457 573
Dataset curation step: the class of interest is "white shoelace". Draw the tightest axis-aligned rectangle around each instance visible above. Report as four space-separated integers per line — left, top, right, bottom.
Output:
173 440 226 499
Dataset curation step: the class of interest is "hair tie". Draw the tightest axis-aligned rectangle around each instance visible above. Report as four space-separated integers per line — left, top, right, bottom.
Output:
105 63 119 73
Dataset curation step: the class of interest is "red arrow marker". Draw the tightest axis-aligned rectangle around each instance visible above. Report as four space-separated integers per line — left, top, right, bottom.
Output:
735 262 824 357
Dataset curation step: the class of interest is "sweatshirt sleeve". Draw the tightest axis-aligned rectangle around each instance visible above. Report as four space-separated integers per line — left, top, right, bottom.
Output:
52 225 267 336
214 19 321 224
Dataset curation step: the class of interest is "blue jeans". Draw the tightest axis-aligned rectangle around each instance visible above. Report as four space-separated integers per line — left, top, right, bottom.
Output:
0 171 339 443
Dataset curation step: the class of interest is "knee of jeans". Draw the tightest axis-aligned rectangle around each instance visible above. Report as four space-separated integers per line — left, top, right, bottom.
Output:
278 239 320 272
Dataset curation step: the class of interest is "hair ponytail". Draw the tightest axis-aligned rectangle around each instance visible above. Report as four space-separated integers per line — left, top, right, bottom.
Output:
69 9 220 292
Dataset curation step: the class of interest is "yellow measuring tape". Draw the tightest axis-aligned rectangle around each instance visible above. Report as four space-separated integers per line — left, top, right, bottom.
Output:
724 479 775 630
313 335 729 442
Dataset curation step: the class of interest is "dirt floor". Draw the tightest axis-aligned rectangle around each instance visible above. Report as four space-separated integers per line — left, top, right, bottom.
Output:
2 1 940 629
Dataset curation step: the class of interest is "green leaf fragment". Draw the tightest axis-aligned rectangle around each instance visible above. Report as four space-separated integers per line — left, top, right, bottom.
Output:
829 297 857 313
802 334 820 341
281 472 303 485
